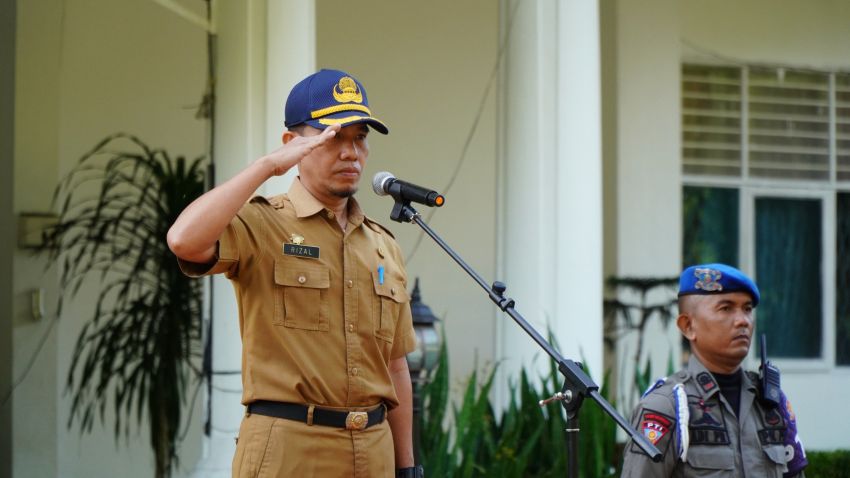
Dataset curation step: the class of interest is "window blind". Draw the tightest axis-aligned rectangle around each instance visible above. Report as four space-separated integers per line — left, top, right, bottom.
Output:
748 67 830 181
682 64 742 176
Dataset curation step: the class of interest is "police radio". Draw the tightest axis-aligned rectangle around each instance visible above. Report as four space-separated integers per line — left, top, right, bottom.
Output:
759 334 782 408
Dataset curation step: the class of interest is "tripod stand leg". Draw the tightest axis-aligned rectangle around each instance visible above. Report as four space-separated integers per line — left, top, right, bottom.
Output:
566 413 579 478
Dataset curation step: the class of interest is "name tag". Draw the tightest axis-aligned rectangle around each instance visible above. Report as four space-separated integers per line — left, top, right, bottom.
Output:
283 243 320 259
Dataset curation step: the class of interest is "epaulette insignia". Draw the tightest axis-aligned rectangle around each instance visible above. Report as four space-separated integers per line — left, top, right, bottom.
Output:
696 372 717 393
642 377 667 398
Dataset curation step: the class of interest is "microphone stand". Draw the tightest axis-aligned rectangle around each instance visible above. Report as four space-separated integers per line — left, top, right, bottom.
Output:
388 199 662 477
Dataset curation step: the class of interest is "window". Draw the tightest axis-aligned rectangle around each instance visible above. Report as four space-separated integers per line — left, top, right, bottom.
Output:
682 63 850 365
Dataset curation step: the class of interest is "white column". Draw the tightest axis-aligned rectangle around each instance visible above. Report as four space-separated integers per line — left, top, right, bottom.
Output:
262 0 316 195
554 0 603 383
497 0 603 405
191 1 315 476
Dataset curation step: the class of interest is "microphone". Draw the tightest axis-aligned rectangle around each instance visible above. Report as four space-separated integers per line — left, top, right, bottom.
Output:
372 172 445 207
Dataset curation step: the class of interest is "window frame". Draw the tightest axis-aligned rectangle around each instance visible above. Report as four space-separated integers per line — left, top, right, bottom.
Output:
682 62 850 371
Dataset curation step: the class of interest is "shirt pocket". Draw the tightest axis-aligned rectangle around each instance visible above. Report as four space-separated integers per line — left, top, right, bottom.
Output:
759 444 788 478
371 269 409 343
685 446 736 477
273 258 330 331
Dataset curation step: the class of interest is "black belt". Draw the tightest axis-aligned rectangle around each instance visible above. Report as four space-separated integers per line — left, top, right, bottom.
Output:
246 400 386 431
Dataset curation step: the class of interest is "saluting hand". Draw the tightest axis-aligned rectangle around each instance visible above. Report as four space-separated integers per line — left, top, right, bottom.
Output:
261 124 341 177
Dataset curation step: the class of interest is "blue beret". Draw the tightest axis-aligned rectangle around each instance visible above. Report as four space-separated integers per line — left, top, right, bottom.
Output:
678 263 760 307
285 69 389 134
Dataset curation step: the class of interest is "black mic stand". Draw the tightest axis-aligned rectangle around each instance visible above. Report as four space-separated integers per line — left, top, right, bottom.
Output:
389 199 662 477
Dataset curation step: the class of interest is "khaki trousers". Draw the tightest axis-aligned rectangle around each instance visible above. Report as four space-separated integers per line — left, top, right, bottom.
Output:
232 412 395 478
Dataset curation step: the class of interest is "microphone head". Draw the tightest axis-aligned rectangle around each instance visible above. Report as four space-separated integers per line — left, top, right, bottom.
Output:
372 171 395 196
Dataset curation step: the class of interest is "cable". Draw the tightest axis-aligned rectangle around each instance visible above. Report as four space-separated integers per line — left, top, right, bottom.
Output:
211 384 243 394
405 0 525 264
179 378 205 441
0 313 59 408
681 37 850 74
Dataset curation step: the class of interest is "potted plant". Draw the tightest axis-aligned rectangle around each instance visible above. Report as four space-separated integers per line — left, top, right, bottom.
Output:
39 133 207 478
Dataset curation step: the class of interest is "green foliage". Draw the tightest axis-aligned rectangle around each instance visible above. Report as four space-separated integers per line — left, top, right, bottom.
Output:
419 340 619 477
603 276 678 408
39 133 206 478
806 450 850 478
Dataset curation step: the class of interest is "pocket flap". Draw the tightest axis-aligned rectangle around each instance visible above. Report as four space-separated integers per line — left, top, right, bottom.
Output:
372 269 409 302
762 444 787 465
686 447 735 470
275 258 329 289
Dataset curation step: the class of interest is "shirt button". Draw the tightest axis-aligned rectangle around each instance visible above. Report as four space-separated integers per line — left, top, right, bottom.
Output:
377 247 385 258
391 287 396 296
348 324 355 332
346 279 353 288
326 210 334 219
297 275 307 284
351 367 359 376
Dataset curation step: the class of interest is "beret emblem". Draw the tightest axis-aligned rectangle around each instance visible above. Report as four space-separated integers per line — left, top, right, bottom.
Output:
694 268 723 292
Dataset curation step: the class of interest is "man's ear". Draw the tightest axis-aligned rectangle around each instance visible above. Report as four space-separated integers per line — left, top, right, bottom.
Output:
677 313 696 341
282 130 298 145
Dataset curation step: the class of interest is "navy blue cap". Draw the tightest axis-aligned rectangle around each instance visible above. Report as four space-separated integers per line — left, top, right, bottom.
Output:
284 69 388 134
678 263 760 306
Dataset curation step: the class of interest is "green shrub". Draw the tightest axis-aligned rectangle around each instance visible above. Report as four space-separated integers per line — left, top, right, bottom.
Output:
806 450 850 478
419 339 619 477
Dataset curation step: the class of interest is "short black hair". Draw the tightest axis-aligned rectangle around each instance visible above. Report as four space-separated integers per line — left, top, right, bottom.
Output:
287 124 308 135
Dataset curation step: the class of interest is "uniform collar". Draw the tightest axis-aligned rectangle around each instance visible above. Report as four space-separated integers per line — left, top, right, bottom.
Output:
285 177 365 227
686 355 757 399
687 355 722 400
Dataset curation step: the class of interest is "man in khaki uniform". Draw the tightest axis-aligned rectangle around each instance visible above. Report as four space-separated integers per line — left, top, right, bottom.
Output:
168 69 420 478
621 263 807 478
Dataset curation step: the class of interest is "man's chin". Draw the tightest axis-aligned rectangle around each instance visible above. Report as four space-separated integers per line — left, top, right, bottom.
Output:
330 186 358 198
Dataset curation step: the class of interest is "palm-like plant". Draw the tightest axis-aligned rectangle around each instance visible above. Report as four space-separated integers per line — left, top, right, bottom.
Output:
39 133 207 477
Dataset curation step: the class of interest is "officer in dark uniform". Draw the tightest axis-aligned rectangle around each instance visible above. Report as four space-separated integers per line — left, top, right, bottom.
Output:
621 263 807 478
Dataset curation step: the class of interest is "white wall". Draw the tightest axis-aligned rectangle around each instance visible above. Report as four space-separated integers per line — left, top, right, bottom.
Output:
679 0 850 451
14 0 208 475
317 0 500 387
681 0 850 70
612 0 683 411
13 1 63 475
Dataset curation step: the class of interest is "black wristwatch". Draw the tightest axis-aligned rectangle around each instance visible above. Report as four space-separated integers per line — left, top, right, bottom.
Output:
396 465 424 478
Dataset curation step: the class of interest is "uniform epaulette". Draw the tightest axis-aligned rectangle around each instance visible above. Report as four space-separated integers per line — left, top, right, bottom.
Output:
364 216 396 239
249 195 270 204
642 377 668 398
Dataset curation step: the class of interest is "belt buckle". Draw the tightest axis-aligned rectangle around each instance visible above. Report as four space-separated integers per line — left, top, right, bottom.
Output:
345 411 369 430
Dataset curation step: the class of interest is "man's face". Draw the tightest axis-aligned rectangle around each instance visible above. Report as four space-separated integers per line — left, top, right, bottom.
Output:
679 292 755 372
297 123 370 201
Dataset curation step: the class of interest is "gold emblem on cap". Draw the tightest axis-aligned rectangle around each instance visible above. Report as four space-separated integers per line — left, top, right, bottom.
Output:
333 77 363 104
290 233 305 245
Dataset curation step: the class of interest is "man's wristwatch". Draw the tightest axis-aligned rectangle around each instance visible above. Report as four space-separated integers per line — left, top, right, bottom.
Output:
396 465 424 478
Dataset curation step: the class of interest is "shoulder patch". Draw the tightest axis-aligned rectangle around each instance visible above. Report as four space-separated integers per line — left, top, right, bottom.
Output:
630 408 675 457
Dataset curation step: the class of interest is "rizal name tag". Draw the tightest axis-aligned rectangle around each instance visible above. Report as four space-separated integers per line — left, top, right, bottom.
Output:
283 243 320 259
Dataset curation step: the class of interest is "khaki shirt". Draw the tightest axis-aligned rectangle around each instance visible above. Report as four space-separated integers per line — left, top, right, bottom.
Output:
179 178 417 409
621 356 804 478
